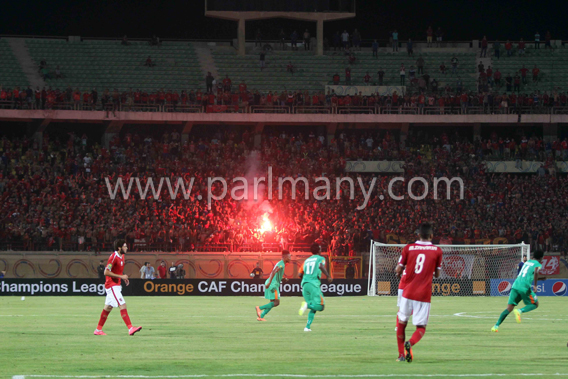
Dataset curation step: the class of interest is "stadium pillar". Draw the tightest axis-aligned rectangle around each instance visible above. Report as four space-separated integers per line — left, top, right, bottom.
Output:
254 123 264 148
182 122 194 144
27 119 51 149
33 132 44 149
238 18 246 56
316 18 324 56
400 123 409 144
327 123 337 145
473 123 481 141
543 123 557 142
102 121 125 149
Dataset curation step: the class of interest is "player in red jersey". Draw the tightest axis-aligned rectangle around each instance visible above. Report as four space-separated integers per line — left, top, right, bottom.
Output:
395 223 443 363
93 239 142 336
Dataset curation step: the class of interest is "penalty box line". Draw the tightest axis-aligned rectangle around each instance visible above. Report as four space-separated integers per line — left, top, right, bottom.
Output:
12 375 568 378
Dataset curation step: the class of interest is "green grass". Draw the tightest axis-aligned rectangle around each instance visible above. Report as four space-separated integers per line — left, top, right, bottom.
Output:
1 296 567 379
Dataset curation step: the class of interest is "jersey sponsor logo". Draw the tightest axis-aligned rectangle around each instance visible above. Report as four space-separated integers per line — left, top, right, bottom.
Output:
552 281 567 296
497 280 512 296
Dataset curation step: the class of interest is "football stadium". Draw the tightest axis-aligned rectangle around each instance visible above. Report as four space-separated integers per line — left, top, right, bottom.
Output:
1 1 568 378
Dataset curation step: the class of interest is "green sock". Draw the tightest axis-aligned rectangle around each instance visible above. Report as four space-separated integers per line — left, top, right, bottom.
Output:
520 304 537 313
259 302 274 318
306 309 316 329
308 303 323 312
495 309 510 327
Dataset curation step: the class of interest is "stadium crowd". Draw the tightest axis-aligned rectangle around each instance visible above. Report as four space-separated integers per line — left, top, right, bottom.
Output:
2 83 568 115
0 127 567 256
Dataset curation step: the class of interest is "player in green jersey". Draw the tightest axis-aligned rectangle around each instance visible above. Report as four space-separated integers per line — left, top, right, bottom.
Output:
255 250 291 321
491 250 546 332
298 243 332 332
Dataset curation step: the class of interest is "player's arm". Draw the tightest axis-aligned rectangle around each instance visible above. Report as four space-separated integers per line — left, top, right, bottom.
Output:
319 263 332 283
298 265 304 280
534 265 547 281
396 266 405 279
396 249 408 277
265 266 280 288
395 264 404 277
395 256 405 278
434 267 441 278
533 267 541 289
104 262 129 283
434 250 443 278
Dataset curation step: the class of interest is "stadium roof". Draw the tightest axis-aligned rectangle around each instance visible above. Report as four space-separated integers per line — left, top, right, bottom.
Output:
1 0 568 41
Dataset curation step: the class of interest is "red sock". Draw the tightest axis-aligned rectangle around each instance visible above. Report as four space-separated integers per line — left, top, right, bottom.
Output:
396 314 399 327
97 309 110 330
120 309 132 329
396 321 407 356
409 326 426 346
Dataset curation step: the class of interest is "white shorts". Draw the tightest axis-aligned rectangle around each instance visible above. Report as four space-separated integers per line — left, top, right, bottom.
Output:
397 289 404 307
105 286 126 308
397 296 431 326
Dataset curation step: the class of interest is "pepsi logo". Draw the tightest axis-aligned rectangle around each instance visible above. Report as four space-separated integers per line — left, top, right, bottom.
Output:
498 281 512 296
552 281 567 296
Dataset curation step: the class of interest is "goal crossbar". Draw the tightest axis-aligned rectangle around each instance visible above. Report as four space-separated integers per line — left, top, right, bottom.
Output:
368 241 529 296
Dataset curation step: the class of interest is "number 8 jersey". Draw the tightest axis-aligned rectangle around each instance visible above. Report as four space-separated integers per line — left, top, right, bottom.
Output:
398 241 443 303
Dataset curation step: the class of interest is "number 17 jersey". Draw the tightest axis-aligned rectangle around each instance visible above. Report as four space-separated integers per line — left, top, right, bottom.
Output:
398 241 443 303
301 255 326 288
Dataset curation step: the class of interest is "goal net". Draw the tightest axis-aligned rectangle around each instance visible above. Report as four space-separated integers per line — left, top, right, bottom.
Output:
368 241 529 296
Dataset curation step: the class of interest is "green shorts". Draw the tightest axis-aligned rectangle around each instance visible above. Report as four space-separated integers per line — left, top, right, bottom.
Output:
265 286 280 301
508 288 538 306
302 283 325 306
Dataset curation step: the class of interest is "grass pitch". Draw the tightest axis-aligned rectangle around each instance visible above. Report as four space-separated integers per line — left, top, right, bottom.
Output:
1 296 567 379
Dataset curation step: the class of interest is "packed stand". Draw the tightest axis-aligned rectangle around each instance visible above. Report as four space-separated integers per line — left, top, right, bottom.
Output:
0 128 567 256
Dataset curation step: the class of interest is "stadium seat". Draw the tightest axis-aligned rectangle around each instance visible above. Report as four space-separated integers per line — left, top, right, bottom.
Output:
25 38 204 92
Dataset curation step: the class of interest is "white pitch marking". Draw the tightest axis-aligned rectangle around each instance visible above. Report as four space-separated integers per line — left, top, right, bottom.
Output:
0 314 458 319
453 312 568 321
12 374 568 378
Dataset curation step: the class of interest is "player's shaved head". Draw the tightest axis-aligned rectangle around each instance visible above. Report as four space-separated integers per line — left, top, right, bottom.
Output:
282 250 290 256
419 223 433 240
533 250 544 260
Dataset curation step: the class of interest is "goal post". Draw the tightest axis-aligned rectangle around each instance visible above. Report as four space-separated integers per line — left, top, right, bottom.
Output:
368 241 530 296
